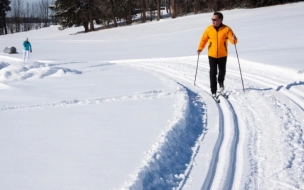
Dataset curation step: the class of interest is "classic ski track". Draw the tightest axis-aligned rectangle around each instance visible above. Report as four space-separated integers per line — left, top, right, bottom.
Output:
176 60 304 189
127 62 240 190
180 61 304 110
236 73 304 110
0 89 179 111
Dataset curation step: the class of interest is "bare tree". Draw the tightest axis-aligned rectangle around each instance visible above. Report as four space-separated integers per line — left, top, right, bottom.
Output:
38 0 50 27
23 2 32 31
11 0 24 32
32 2 42 29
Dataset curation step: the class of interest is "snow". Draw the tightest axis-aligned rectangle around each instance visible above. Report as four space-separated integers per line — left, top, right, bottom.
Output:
1 2 304 190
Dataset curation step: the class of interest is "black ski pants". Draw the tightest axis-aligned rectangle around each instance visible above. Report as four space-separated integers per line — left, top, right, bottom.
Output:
208 56 227 94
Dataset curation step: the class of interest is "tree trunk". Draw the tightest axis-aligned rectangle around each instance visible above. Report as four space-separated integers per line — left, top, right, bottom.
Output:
124 11 128 25
83 21 89 32
0 12 3 35
142 0 147 22
2 12 8 34
110 0 118 27
193 0 198 14
166 0 171 14
157 0 161 20
171 0 177 18
128 5 132 25
89 12 94 31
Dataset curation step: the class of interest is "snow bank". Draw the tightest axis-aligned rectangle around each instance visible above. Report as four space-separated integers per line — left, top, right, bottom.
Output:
0 61 81 83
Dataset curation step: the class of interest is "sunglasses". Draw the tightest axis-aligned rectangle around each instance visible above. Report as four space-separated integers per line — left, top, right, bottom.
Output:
212 19 218 22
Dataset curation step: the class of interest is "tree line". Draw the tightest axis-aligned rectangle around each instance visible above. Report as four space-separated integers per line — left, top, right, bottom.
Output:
0 0 301 35
0 0 55 35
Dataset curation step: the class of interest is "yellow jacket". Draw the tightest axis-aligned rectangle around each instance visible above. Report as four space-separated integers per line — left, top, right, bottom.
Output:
198 24 237 58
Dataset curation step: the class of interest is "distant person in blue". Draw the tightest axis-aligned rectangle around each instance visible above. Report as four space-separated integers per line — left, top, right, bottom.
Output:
23 38 32 61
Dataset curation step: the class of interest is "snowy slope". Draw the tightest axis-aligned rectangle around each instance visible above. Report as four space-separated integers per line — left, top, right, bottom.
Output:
0 2 304 190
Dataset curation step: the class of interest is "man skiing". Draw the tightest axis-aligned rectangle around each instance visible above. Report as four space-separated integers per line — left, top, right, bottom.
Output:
197 12 237 98
23 38 32 61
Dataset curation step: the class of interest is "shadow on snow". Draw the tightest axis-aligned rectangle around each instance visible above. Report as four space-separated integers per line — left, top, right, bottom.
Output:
131 83 207 189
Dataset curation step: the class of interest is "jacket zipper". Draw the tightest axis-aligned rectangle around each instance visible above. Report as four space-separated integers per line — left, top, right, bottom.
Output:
216 29 218 58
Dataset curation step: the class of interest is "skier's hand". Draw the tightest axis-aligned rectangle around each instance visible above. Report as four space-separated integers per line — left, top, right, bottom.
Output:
197 50 202 55
30 50 32 52
233 34 237 41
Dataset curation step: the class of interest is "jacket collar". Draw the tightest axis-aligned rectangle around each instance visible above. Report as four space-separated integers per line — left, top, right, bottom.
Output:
214 23 223 31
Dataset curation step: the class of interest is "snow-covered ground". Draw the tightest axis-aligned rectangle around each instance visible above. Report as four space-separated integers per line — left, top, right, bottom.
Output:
1 2 304 190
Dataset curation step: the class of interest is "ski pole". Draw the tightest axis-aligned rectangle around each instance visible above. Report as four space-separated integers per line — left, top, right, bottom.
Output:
194 54 200 86
234 44 245 93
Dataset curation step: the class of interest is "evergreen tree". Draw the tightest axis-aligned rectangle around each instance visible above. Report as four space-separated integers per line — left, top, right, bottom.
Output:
0 0 11 35
54 0 101 32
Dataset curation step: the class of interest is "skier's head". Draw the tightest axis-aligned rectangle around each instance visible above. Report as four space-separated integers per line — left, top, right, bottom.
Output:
25 38 28 42
212 12 223 27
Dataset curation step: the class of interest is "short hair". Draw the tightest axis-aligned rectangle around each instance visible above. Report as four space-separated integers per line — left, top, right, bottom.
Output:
214 12 223 20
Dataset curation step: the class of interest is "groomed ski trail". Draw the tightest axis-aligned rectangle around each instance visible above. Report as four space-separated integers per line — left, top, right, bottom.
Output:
114 58 241 189
114 55 304 189
179 57 304 111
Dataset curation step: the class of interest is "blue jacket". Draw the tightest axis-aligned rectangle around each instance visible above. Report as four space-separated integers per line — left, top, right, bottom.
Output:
23 41 32 51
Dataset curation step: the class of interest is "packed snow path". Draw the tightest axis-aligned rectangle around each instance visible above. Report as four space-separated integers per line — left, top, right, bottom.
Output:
114 55 304 189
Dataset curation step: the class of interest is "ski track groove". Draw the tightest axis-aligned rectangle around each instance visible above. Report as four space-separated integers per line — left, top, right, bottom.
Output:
124 61 240 190
227 68 304 110
200 101 224 190
0 89 180 111
183 61 304 111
